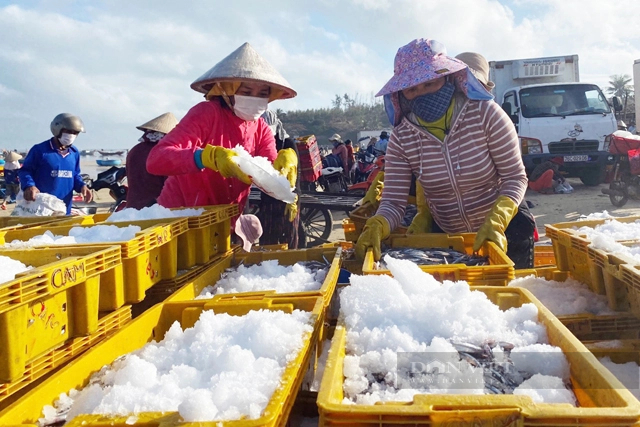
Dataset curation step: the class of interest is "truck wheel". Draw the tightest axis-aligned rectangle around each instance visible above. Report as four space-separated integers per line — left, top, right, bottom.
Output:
579 167 605 186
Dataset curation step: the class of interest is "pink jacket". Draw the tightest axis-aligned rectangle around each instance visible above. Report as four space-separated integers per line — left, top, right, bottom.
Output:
147 99 277 209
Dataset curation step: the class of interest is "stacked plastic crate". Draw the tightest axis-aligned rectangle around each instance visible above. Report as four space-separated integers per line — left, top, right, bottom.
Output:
296 135 323 184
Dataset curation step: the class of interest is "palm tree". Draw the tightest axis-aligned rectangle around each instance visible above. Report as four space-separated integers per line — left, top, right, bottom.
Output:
607 74 634 122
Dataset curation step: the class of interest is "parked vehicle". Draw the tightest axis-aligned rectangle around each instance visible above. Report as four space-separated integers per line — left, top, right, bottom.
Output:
490 54 621 186
348 154 384 196
353 149 378 183
602 133 640 207
89 166 128 212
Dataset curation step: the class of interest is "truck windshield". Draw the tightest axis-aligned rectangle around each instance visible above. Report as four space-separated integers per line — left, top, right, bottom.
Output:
519 84 611 118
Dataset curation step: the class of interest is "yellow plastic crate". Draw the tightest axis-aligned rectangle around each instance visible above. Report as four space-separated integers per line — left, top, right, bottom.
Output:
164 247 342 310
342 218 358 242
0 216 87 231
534 245 556 267
363 234 515 285
0 219 189 307
0 245 122 382
584 339 640 364
91 204 238 270
317 286 640 426
0 296 324 427
0 305 131 409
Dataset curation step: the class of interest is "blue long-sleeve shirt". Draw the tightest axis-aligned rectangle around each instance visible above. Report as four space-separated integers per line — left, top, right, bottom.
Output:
19 139 85 214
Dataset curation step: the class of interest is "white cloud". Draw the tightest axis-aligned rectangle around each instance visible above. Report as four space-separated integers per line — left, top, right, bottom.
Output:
0 1 639 151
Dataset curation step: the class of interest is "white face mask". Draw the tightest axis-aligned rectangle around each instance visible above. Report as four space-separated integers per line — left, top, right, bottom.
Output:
233 95 269 121
59 133 77 147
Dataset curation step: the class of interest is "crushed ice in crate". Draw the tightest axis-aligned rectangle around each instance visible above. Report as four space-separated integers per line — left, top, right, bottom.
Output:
39 309 313 424
4 225 142 248
106 204 204 222
0 255 33 282
508 275 616 316
339 255 576 405
196 259 329 297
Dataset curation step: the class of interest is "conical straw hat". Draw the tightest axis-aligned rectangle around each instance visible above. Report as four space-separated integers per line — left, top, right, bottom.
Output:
136 112 178 134
5 151 22 162
191 42 296 101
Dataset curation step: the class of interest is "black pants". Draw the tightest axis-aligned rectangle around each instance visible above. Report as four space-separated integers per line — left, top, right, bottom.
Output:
432 201 535 269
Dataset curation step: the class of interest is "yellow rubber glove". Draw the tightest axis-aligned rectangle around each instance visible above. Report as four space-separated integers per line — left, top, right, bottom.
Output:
407 180 432 234
355 214 391 261
201 145 251 184
273 148 298 188
362 171 384 208
284 195 298 222
473 195 519 253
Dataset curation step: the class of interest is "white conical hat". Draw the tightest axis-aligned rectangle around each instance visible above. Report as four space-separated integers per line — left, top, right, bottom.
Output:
191 42 296 100
5 151 22 162
136 112 178 134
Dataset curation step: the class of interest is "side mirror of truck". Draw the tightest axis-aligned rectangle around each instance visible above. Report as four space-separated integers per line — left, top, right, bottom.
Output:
501 102 519 124
612 96 623 112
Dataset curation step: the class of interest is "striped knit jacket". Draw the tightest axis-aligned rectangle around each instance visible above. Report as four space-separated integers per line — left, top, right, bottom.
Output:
377 95 528 233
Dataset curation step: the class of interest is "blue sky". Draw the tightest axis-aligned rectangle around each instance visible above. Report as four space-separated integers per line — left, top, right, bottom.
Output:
1 0 639 150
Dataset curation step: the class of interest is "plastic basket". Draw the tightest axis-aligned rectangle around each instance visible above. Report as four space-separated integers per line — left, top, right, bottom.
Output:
0 219 189 307
0 216 88 232
0 245 122 382
87 205 237 270
317 286 640 426
162 247 342 311
534 245 556 267
0 296 324 427
0 305 131 409
584 339 640 364
363 234 515 286
341 218 358 242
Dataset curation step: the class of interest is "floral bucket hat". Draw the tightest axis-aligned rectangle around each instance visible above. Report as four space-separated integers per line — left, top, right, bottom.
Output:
376 39 467 97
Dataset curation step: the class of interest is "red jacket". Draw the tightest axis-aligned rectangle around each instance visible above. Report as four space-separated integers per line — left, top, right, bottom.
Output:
147 100 276 209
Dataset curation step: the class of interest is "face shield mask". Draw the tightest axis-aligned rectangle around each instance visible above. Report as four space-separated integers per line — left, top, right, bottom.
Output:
233 95 269 121
59 133 77 147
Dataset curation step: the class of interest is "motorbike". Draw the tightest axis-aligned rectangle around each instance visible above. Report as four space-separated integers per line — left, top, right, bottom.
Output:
89 166 128 212
347 154 385 196
352 149 378 184
601 133 640 207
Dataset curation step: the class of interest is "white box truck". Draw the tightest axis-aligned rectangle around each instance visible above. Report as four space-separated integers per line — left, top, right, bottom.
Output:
634 59 640 133
489 54 621 185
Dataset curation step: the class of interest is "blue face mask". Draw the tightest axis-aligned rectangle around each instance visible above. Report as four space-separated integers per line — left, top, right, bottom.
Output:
409 81 455 122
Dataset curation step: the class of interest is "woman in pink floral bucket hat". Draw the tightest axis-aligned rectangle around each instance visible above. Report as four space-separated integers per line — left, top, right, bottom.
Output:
356 39 535 269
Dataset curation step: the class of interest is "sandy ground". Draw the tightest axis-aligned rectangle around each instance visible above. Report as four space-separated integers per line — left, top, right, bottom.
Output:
4 177 640 243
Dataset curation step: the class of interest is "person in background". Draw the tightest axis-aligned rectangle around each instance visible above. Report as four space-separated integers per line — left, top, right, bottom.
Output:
328 133 350 180
19 113 92 214
126 112 178 209
528 157 571 194
629 122 637 134
374 131 390 155
344 139 355 183
365 136 378 155
258 109 301 248
146 42 297 231
454 52 495 92
1 151 22 210
356 38 534 268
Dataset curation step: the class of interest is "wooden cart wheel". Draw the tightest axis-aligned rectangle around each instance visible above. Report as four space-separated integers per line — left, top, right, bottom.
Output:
299 207 333 247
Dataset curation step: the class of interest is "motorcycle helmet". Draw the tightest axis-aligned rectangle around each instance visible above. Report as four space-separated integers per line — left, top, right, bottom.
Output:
617 120 628 131
50 113 85 137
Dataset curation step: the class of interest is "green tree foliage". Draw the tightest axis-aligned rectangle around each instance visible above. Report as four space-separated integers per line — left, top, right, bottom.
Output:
281 93 388 144
607 74 634 122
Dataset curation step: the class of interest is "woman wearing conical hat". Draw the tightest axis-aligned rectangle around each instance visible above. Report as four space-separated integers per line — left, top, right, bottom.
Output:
146 43 297 220
125 112 178 209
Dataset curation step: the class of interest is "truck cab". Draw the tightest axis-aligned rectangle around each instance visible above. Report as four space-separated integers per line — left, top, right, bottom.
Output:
490 55 620 186
502 82 618 185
